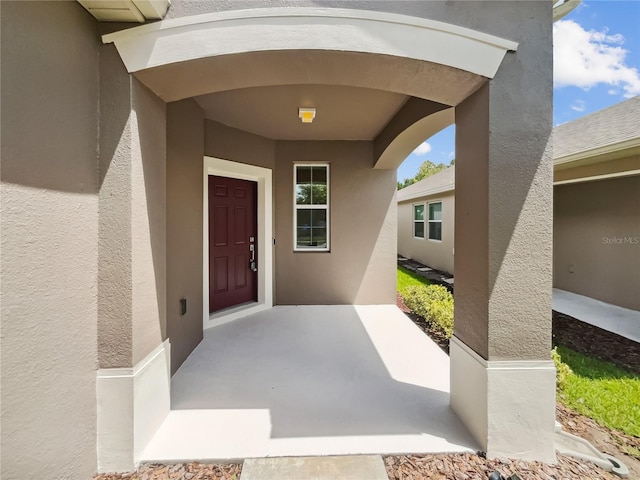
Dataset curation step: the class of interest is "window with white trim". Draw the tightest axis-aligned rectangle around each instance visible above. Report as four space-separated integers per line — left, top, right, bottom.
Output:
428 201 442 241
413 204 425 238
294 164 329 251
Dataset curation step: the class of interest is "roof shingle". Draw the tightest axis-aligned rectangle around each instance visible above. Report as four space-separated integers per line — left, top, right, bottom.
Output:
553 95 640 159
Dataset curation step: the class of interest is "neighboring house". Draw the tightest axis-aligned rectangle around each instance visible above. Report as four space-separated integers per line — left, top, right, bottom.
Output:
553 96 640 311
398 166 455 275
2 1 560 478
398 96 640 310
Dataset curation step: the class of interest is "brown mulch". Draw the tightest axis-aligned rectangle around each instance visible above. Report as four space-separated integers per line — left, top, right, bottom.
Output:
384 453 620 479
556 402 640 479
552 311 640 375
94 463 241 480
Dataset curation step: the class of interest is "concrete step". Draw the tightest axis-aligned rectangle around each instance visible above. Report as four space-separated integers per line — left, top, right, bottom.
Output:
240 455 388 480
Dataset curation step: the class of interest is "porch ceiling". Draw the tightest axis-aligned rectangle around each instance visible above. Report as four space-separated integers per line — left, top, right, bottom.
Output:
140 305 478 462
195 85 409 141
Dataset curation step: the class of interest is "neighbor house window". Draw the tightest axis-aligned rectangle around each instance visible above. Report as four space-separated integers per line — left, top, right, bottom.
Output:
413 204 425 238
294 164 329 251
428 201 442 241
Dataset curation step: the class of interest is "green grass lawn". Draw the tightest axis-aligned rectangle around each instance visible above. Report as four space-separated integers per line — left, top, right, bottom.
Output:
555 345 640 437
398 265 638 440
397 265 431 293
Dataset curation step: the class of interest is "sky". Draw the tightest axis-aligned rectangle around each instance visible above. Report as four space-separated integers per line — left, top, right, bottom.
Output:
397 1 640 183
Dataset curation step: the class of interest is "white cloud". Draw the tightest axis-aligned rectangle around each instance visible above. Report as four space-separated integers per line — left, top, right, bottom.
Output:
448 151 455 159
553 20 640 97
570 99 586 112
412 141 432 155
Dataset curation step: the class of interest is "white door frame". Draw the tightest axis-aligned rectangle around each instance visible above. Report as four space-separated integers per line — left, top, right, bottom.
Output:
203 156 273 328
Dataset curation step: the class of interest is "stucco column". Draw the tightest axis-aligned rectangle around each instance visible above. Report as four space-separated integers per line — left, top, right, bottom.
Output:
96 45 169 472
451 14 556 461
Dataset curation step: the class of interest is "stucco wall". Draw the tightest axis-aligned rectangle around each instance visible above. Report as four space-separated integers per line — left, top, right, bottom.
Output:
99 47 167 368
455 87 491 358
131 80 168 365
205 120 276 170
0 2 99 478
274 141 397 304
398 192 455 275
554 176 640 310
0 0 558 473
99 44 135 368
203 131 395 305
455 0 553 362
162 0 540 40
167 100 205 374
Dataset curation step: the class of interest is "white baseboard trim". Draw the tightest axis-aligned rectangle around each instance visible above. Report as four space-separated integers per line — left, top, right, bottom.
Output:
450 335 557 462
97 340 171 473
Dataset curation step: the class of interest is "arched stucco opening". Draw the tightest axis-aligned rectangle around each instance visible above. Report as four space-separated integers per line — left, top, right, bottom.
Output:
396 122 456 280
96 6 555 472
103 8 517 104
101 5 511 334
375 107 455 170
100 6 516 322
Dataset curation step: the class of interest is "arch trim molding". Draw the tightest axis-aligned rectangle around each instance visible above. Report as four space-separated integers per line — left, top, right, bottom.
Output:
102 7 518 79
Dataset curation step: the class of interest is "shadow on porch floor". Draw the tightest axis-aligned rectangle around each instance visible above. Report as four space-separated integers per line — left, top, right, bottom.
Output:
140 305 478 462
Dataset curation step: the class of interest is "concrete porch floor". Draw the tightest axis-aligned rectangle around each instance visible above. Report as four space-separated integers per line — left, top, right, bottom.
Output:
140 305 478 463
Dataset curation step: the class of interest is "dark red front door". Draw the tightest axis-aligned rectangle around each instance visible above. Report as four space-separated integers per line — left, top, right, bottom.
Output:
209 176 257 313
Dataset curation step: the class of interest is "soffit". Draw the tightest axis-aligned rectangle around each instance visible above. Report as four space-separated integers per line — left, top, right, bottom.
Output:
77 0 170 22
195 85 409 141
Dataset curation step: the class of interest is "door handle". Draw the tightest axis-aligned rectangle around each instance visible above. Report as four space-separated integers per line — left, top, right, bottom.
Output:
249 244 257 272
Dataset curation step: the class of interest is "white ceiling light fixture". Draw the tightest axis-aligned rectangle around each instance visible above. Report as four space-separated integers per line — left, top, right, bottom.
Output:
298 108 316 124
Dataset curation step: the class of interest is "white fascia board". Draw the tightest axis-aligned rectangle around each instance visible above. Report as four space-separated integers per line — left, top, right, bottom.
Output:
554 138 640 168
398 183 455 203
554 170 640 186
102 8 518 78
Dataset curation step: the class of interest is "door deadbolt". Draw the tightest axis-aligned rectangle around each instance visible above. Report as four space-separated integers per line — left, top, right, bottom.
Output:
249 244 257 272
